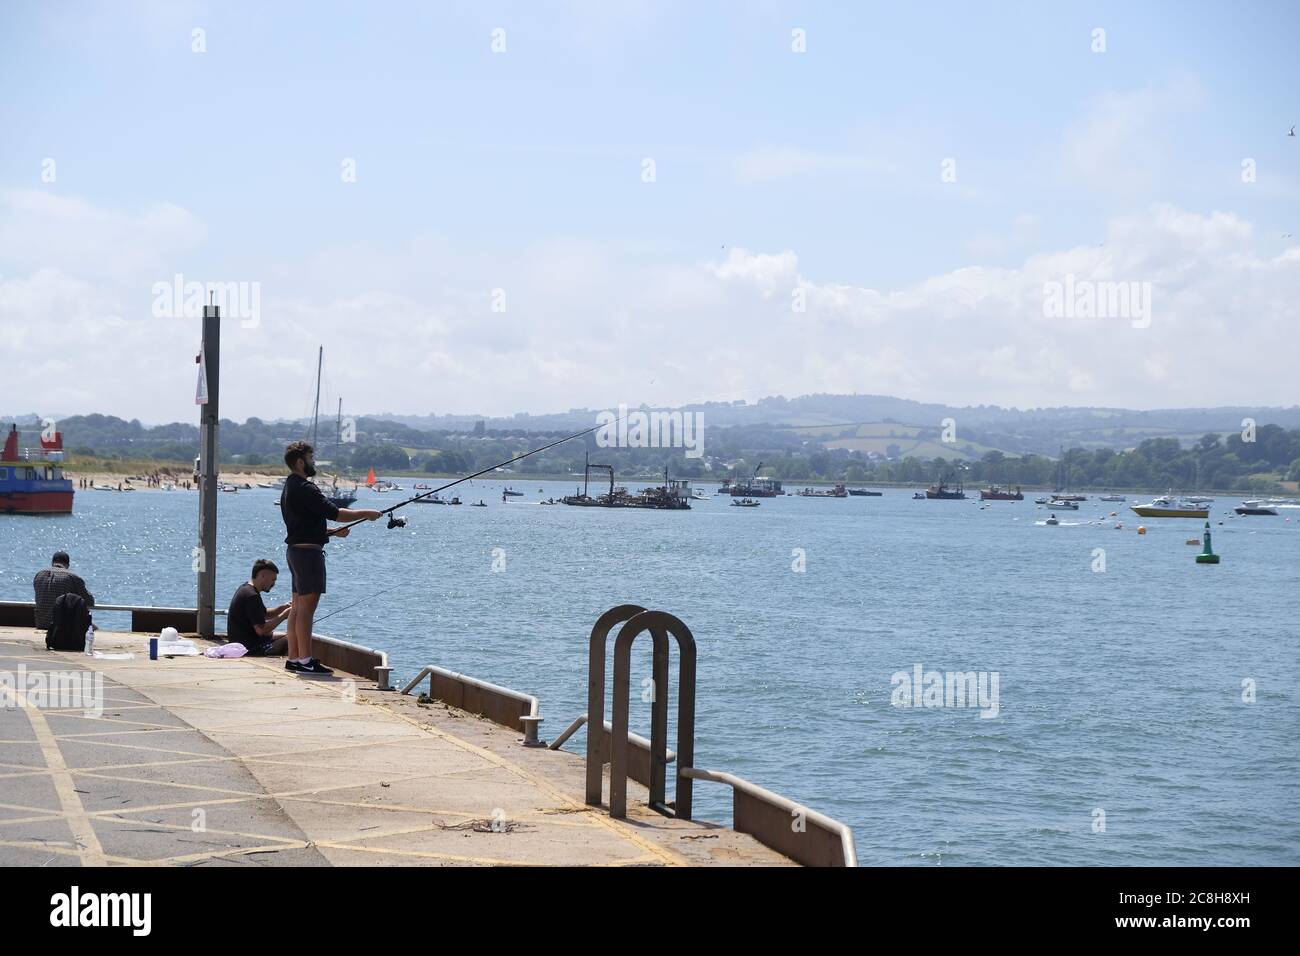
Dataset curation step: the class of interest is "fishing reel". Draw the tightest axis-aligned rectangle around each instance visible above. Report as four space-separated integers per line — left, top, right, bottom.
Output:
387 515 407 529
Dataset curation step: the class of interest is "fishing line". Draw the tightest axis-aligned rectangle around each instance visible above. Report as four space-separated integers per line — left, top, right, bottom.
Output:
312 581 410 625
327 414 631 535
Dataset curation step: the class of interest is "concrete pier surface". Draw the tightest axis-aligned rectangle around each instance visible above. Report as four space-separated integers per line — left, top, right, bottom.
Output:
0 628 792 867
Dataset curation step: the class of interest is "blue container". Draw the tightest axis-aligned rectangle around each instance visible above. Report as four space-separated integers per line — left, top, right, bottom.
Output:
148 638 158 660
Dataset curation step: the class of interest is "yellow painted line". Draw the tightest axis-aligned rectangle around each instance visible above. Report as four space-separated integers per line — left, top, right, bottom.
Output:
0 682 107 866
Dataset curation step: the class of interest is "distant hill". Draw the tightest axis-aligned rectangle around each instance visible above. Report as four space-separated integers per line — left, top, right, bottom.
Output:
359 393 1300 457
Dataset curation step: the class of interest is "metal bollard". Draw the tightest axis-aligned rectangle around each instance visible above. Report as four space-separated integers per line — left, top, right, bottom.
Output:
520 715 546 748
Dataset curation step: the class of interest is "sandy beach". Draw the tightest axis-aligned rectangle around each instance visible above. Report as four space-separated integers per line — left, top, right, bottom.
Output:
67 469 287 491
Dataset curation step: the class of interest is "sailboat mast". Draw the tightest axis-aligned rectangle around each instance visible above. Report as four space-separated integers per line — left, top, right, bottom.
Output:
310 345 323 450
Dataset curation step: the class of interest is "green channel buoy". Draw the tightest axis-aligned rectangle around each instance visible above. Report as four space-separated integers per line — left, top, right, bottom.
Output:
1195 521 1220 564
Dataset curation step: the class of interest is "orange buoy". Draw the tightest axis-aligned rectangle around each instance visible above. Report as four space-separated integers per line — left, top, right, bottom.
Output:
1137 525 1146 534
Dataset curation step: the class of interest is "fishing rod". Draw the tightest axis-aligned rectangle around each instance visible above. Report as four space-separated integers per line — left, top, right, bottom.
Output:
328 416 624 535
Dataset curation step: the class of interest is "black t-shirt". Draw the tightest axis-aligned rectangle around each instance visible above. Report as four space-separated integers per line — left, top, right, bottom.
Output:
227 582 268 650
280 473 341 545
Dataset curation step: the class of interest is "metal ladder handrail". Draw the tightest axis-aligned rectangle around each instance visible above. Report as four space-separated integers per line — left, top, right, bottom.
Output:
681 766 858 867
549 712 676 762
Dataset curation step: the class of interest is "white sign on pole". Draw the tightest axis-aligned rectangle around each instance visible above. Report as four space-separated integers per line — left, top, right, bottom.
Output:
196 347 208 405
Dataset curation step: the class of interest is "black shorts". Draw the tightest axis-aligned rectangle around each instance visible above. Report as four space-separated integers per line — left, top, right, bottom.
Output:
286 545 327 595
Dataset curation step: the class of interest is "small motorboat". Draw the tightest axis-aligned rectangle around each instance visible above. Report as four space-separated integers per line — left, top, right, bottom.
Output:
1234 504 1278 516
448 496 462 505
503 487 524 497
472 500 487 507
1052 499 1079 510
1130 496 1209 518
912 492 926 500
731 498 761 507
1045 514 1060 525
220 485 238 493
1099 494 1126 502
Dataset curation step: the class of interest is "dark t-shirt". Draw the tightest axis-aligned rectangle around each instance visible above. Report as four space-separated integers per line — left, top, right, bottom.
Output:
227 582 269 651
280 473 340 545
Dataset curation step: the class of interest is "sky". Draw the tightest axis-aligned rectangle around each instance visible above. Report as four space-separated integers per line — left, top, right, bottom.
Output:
1 0 1297 425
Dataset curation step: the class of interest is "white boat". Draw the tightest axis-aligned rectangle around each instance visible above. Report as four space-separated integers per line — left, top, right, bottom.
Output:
1130 496 1209 518
690 489 711 501
1099 494 1126 502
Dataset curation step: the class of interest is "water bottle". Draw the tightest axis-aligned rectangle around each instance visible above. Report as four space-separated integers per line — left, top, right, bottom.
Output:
84 624 95 656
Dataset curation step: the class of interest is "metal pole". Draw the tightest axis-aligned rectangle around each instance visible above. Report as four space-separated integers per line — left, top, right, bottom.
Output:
197 303 220 639
310 345 322 450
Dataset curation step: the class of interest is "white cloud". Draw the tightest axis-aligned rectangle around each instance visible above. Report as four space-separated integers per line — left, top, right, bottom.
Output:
1 192 1296 423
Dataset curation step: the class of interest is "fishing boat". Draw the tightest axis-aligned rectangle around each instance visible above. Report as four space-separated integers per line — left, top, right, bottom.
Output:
0 424 75 515
847 488 883 496
924 474 966 499
561 455 690 510
731 498 760 507
979 485 1023 501
798 484 848 498
1130 496 1209 518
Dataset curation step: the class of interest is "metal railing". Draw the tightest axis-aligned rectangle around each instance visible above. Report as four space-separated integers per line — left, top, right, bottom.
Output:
681 767 858 867
550 712 676 761
401 665 543 745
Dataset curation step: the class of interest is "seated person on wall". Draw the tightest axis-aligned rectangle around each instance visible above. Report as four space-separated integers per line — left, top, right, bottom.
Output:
226 559 291 656
33 550 95 631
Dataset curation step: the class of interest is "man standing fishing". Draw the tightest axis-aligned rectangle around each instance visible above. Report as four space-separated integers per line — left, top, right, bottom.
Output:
280 441 381 675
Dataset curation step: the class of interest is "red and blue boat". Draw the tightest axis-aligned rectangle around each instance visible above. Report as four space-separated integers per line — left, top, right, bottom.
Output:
0 424 75 514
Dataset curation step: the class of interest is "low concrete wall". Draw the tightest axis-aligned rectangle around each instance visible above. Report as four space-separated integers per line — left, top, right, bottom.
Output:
0 602 35 628
733 786 851 868
421 670 532 732
309 632 387 682
682 768 856 867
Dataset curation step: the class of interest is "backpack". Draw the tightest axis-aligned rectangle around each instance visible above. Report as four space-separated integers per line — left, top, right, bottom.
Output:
46 592 91 651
